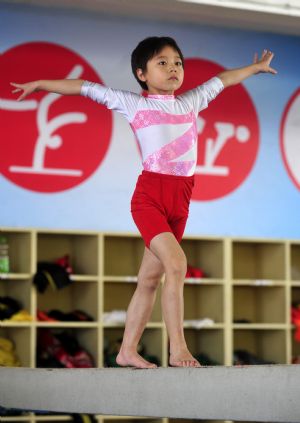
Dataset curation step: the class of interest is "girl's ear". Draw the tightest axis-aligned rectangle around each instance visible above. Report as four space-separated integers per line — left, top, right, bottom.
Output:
136 68 146 82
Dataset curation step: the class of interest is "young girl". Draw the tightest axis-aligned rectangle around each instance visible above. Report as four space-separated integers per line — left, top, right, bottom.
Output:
11 36 276 369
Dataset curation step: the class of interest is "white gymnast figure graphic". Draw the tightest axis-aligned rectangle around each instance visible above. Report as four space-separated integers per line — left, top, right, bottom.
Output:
195 115 251 176
1 65 86 177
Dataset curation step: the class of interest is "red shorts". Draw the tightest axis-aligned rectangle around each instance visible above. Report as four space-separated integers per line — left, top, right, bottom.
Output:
131 170 195 249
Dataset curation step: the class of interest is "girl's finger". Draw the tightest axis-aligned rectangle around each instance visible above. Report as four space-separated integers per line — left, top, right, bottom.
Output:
269 67 277 74
12 88 21 93
266 53 274 65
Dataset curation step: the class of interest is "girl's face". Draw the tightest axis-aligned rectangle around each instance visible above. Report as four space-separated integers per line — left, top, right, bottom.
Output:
137 45 184 95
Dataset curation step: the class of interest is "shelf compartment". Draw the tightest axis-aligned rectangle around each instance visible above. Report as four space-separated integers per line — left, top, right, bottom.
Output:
37 233 99 276
183 328 224 365
0 230 32 274
233 285 286 324
291 243 300 281
103 281 162 323
0 326 31 367
36 327 98 368
181 238 224 279
183 284 224 323
103 235 145 276
103 327 163 367
36 281 98 322
232 241 286 280
0 278 33 321
233 329 287 364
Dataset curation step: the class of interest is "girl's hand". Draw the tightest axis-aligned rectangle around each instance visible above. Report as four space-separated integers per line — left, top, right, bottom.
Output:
253 49 277 74
10 81 39 101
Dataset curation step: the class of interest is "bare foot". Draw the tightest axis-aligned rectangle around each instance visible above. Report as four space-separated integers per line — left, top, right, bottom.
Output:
169 348 202 367
116 349 158 369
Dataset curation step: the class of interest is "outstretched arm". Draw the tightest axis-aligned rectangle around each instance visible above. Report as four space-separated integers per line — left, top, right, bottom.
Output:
10 79 85 101
217 49 277 88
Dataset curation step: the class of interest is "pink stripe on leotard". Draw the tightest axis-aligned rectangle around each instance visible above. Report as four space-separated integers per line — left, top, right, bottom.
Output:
131 110 194 130
130 109 197 176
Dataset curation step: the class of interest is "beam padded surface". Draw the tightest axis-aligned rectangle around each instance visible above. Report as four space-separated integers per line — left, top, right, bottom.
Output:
1 365 300 422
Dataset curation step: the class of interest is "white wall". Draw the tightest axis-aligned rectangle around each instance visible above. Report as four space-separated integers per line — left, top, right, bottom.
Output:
1 3 300 238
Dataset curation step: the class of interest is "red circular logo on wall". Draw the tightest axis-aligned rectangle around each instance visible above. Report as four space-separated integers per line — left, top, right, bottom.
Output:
177 58 260 201
0 42 112 193
280 88 300 191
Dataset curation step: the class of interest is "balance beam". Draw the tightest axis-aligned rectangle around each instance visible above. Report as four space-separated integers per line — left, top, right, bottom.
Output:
1 365 300 422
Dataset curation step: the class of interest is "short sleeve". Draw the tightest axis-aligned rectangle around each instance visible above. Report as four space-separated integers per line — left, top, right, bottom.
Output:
178 76 224 114
80 81 140 122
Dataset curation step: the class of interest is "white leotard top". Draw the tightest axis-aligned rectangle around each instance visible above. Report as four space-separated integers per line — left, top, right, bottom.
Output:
80 76 224 176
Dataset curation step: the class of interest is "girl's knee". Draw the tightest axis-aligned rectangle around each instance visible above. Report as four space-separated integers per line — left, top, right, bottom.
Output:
137 270 163 290
149 232 187 279
166 254 187 279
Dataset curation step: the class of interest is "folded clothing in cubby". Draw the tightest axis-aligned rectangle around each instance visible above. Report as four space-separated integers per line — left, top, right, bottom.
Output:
102 310 127 323
37 309 94 322
0 336 21 367
291 301 300 342
37 328 94 368
33 261 72 293
185 264 207 278
0 296 33 321
233 349 276 365
0 296 21 320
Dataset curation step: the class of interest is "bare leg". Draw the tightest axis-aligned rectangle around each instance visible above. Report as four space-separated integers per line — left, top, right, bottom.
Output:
116 246 164 368
150 232 201 367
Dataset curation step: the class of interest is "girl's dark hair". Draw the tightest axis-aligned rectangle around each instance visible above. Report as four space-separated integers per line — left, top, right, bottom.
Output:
131 36 184 91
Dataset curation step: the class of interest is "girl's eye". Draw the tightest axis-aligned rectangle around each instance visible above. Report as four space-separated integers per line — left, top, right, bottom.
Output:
158 60 182 66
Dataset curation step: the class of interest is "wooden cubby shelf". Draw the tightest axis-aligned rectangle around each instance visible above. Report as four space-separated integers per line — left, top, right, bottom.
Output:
0 228 299 423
